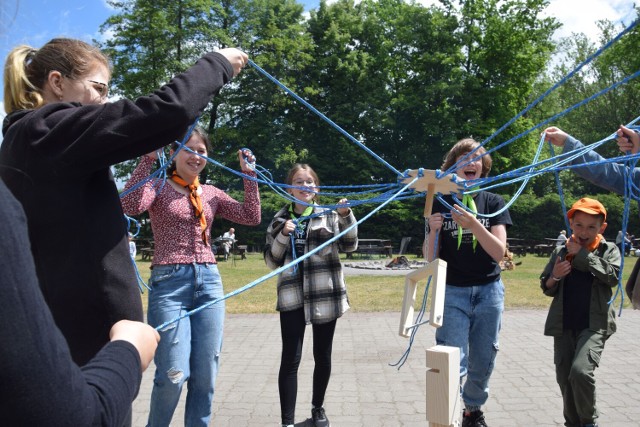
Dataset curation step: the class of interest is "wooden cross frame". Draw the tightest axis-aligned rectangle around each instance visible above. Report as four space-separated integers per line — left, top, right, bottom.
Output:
398 258 447 337
398 168 464 336
399 169 463 218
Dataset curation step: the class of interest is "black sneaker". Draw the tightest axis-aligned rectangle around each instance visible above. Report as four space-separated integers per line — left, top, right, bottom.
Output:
311 407 330 427
462 410 488 427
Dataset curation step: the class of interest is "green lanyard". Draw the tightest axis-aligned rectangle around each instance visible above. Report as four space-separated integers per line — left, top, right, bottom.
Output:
288 203 314 222
458 193 478 251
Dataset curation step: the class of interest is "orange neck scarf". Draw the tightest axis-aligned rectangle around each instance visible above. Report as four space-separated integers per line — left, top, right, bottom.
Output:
170 172 208 245
566 233 602 262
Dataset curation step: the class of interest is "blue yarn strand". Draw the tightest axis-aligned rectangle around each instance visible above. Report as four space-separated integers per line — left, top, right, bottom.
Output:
248 59 402 177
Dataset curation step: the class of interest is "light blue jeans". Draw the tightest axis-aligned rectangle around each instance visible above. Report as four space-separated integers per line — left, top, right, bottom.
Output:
146 263 225 427
435 279 504 411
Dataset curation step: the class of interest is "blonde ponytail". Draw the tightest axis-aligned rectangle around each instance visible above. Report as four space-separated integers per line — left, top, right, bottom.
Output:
3 38 110 114
3 45 43 113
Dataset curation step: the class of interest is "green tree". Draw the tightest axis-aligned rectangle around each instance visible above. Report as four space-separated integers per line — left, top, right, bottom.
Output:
213 0 315 188
99 0 597 247
438 0 559 176
532 10 640 199
101 0 234 181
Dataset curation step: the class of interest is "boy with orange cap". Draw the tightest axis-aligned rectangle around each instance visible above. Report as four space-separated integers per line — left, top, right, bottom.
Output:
540 197 620 427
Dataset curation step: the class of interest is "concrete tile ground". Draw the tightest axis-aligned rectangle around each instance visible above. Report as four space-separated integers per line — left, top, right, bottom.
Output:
132 309 640 426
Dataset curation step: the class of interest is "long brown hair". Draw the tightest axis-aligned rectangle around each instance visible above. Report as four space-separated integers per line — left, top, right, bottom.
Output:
3 38 110 114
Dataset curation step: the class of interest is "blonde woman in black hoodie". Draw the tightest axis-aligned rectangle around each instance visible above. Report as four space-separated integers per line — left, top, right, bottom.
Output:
0 38 247 369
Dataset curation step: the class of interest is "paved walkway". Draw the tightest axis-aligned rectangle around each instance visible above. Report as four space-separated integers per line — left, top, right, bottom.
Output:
132 308 640 426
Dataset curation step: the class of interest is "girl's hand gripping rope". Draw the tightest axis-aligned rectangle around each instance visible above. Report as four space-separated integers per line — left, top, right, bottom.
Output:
336 198 350 216
281 219 296 236
239 148 256 172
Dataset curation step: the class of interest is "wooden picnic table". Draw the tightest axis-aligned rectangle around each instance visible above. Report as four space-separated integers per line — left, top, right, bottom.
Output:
137 239 154 261
535 243 555 257
346 238 393 259
506 238 528 256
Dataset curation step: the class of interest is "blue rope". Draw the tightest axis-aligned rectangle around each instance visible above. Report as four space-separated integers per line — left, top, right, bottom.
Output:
248 59 402 177
446 132 549 220
389 277 431 370
466 118 640 194
548 143 572 235
175 144 405 210
446 18 640 176
131 16 640 328
124 215 150 292
153 175 420 331
611 154 640 314
119 119 199 199
481 18 639 148
448 68 640 179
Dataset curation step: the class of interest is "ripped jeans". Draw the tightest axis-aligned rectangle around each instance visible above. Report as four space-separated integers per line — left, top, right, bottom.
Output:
435 279 504 411
147 263 225 427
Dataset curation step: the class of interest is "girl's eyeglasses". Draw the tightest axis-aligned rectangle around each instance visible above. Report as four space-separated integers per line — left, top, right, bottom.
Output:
293 180 315 186
87 80 108 99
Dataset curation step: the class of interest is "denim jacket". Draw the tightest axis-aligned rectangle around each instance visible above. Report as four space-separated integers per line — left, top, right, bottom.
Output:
539 240 620 337
561 135 640 194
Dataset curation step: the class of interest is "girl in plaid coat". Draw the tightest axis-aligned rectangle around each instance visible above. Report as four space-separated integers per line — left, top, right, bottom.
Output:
265 164 358 427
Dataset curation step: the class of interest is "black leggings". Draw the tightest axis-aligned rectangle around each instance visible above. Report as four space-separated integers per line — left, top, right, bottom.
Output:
279 308 337 425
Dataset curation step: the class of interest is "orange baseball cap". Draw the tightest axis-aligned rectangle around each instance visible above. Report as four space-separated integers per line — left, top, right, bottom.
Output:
567 197 607 221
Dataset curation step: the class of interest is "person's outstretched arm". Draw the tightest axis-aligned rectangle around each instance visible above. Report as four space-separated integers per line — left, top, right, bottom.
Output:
544 126 640 195
0 180 159 426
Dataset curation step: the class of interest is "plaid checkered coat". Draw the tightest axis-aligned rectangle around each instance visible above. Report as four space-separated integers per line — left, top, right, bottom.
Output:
265 205 358 324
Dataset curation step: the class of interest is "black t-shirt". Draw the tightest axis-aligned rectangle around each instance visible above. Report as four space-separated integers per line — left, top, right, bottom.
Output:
293 214 310 274
431 191 512 286
563 268 592 331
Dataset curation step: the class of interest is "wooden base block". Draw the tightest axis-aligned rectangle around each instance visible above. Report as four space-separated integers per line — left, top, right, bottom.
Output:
426 345 461 427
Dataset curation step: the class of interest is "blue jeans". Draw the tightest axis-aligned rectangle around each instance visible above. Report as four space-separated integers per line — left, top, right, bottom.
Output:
435 279 504 410
146 263 225 427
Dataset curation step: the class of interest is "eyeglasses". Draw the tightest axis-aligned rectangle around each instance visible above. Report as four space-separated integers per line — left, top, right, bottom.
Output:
292 179 315 186
87 80 109 99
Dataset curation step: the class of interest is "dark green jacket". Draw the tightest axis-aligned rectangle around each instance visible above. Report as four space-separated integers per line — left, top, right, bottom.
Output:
539 240 620 337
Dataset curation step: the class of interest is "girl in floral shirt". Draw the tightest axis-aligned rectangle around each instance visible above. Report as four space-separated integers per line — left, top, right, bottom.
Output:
121 127 260 427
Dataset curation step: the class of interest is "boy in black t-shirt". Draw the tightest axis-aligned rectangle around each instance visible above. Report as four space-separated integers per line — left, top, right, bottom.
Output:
540 197 620 427
425 138 512 427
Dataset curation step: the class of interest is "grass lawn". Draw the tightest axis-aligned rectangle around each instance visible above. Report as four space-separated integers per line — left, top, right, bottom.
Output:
134 252 634 314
